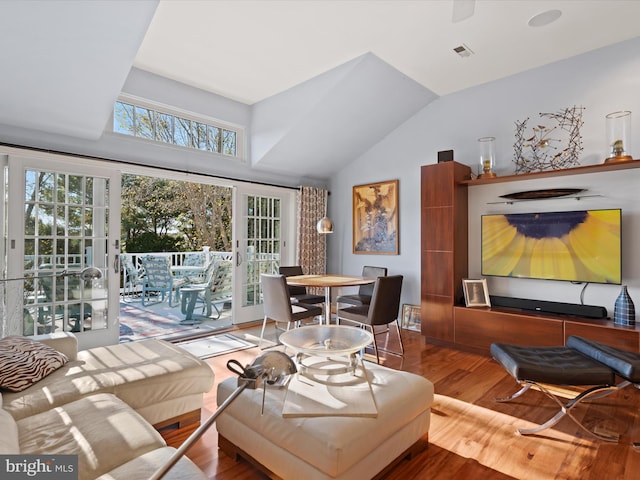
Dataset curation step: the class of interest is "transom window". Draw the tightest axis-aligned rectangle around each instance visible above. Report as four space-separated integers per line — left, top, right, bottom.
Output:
113 97 242 158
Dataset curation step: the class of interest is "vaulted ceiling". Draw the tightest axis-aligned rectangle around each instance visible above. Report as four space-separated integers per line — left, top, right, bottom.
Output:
1 1 639 179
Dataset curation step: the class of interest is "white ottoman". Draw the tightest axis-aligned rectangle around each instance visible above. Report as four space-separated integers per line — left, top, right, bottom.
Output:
216 360 434 480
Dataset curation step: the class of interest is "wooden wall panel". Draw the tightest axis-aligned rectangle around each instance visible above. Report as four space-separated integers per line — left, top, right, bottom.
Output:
421 162 471 347
421 207 453 252
421 251 453 298
454 307 564 353
565 321 640 352
422 295 454 342
421 164 453 207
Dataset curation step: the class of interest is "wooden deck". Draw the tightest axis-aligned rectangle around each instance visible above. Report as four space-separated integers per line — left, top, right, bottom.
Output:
118 295 233 343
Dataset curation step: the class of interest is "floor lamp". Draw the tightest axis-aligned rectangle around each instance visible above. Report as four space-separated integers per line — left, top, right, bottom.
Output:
0 267 103 283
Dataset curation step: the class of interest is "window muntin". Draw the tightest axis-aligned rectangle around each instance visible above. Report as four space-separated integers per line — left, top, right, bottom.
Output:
223 130 237 156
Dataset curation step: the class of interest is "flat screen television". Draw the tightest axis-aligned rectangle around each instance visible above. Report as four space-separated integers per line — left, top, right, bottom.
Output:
481 208 621 284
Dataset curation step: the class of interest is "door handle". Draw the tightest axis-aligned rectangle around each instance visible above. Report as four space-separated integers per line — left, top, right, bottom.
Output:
236 252 242 267
113 254 120 274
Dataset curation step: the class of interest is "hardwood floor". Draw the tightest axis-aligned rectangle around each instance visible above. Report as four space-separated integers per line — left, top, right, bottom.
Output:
183 327 640 479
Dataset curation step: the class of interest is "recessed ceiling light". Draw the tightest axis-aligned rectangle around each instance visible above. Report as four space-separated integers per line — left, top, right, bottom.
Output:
528 9 562 27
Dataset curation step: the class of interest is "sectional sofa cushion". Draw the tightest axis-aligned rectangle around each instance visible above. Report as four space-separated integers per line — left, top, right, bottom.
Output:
18 393 166 480
2 337 215 424
95 446 207 480
0 336 68 392
0 407 20 454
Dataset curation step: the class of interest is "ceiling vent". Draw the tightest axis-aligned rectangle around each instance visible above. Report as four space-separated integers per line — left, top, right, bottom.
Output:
453 44 474 58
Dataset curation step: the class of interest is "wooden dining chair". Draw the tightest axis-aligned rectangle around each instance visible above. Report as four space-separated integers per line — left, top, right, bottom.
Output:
259 274 323 348
336 265 388 307
337 275 404 364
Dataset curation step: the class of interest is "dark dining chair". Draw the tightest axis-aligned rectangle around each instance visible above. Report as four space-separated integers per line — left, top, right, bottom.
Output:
259 274 323 348
278 266 325 305
337 275 404 364
336 265 388 307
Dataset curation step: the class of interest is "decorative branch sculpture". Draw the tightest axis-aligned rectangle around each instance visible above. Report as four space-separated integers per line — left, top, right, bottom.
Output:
513 106 584 174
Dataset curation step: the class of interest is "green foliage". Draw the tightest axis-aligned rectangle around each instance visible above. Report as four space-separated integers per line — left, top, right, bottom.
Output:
121 174 232 254
124 231 181 253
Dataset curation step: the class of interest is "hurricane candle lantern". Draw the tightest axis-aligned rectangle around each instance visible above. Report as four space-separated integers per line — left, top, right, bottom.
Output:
605 111 632 163
478 136 497 178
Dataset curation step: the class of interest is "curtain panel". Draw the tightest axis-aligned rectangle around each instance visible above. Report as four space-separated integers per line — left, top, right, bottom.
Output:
298 187 328 292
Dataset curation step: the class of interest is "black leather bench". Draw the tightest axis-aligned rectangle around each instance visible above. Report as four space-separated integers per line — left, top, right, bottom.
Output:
491 336 640 441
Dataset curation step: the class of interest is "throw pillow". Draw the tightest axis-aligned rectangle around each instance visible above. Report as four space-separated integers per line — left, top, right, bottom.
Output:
0 336 69 392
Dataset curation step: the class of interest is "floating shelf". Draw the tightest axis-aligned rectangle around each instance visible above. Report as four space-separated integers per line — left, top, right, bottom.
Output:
459 159 640 186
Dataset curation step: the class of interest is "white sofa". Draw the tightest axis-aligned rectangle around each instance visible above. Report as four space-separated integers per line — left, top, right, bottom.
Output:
1 392 206 480
1 332 214 428
0 332 215 479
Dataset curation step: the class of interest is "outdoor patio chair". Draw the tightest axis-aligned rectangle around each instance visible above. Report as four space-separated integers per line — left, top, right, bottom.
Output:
37 264 89 333
121 254 144 302
179 260 233 321
140 255 186 307
179 260 217 323
179 252 210 282
209 260 233 319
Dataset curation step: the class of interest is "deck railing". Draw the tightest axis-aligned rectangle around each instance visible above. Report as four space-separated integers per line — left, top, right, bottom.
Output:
121 250 233 298
123 251 232 269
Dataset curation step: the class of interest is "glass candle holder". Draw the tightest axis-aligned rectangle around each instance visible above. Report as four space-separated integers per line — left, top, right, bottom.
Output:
605 111 632 163
478 137 496 178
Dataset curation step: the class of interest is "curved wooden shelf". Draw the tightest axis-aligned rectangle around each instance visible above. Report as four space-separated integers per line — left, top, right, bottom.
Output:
459 159 640 186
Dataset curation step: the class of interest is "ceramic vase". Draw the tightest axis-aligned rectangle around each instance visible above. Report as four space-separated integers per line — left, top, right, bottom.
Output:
614 285 635 327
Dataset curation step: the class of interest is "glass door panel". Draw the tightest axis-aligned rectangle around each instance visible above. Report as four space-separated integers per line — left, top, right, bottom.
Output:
233 184 295 324
7 154 120 349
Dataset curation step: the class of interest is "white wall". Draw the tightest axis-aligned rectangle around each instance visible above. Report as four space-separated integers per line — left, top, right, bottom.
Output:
328 37 640 316
0 68 323 189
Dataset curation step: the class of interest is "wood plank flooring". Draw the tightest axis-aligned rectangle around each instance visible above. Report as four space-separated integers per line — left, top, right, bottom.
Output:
182 327 640 479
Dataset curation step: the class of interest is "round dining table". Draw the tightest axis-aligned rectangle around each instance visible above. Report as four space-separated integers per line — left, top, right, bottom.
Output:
285 274 375 324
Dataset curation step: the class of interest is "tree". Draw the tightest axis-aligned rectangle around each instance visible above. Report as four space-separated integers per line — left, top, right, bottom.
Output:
176 182 232 252
121 174 232 253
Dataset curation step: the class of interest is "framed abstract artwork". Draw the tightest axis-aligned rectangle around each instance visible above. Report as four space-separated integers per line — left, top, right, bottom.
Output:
352 179 399 254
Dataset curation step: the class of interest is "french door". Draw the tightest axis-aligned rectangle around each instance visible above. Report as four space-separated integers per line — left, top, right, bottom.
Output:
232 184 296 324
6 152 121 349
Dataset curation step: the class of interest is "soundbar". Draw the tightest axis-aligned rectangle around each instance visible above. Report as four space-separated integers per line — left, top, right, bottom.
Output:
489 295 608 319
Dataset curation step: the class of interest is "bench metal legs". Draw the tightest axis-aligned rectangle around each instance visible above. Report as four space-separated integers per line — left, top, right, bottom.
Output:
496 380 630 442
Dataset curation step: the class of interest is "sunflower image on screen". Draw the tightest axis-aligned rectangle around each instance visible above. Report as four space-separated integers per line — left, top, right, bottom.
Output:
481 209 621 284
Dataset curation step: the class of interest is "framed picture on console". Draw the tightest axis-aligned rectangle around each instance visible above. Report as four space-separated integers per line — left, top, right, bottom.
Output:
462 279 491 308
401 304 421 331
